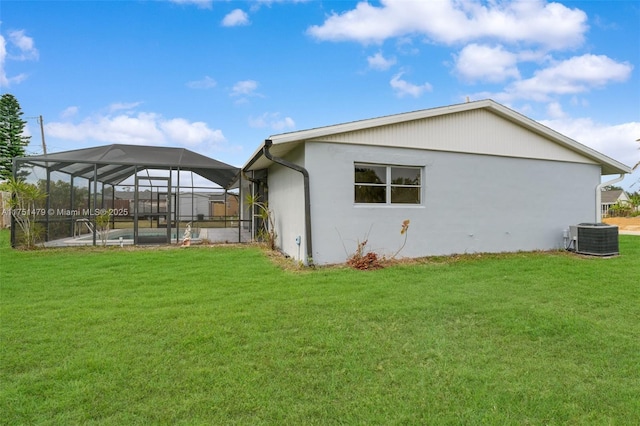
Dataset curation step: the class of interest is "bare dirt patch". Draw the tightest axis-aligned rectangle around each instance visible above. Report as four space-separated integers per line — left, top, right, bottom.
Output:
602 217 640 232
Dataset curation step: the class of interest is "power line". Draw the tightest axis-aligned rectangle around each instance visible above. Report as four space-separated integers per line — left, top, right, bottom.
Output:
26 115 47 155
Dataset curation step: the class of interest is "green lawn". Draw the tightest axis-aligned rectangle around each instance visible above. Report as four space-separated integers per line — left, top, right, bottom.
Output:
1 230 639 425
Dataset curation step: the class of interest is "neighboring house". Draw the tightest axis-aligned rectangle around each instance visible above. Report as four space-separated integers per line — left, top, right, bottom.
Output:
601 189 631 217
209 193 239 218
242 99 631 265
178 192 239 219
112 190 239 220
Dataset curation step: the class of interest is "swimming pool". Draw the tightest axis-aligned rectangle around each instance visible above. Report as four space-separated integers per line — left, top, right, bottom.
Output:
61 228 201 246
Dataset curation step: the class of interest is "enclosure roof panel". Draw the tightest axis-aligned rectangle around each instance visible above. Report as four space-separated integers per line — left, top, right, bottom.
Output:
15 144 239 188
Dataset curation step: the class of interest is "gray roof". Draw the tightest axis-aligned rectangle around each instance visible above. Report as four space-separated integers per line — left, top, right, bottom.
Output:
15 144 239 189
244 99 631 175
601 190 626 204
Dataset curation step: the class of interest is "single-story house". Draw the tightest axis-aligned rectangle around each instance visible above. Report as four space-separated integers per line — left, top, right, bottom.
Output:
111 190 239 220
242 99 631 265
176 192 239 220
601 189 632 217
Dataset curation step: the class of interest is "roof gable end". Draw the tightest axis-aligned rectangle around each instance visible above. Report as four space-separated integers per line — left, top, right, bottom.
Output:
253 100 630 176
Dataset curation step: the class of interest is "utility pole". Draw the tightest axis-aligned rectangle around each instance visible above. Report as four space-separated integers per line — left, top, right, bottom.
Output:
26 115 47 154
38 115 47 155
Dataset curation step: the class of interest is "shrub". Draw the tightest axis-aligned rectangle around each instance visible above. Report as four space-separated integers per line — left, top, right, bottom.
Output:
0 178 47 249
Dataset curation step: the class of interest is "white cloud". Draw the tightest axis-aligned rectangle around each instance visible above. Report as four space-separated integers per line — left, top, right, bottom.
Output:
254 0 310 4
250 0 310 11
230 80 261 103
396 37 420 56
540 117 640 171
0 35 12 86
454 44 520 83
222 9 250 27
307 0 587 49
546 102 566 119
504 54 633 101
169 0 212 9
108 101 144 113
46 109 226 148
60 106 79 119
47 113 164 145
7 30 39 60
0 70 29 87
249 112 295 131
542 117 640 191
570 96 589 108
475 54 633 103
367 51 396 71
390 72 432 98
231 80 258 96
186 76 217 89
0 29 39 87
160 118 225 146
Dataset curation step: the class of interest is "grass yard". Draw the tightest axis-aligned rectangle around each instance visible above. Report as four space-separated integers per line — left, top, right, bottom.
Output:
1 231 639 425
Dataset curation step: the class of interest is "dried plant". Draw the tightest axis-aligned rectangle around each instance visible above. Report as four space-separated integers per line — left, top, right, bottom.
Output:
347 239 382 270
245 193 277 250
392 219 410 259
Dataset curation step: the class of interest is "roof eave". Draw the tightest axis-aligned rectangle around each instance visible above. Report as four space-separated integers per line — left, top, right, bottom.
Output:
484 102 632 175
268 100 496 145
243 99 632 176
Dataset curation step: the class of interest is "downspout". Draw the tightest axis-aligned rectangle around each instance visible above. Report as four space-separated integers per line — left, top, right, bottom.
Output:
596 174 625 222
262 139 314 266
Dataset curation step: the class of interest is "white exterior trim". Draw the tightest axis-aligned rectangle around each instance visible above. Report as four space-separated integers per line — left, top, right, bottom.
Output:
245 99 631 175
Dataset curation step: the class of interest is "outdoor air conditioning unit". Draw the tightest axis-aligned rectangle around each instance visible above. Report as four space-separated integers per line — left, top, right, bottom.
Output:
569 223 619 256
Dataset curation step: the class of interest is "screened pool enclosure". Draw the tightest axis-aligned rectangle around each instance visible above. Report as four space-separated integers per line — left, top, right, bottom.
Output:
11 144 251 247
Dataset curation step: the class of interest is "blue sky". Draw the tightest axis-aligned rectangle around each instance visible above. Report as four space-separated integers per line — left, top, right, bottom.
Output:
1 0 639 189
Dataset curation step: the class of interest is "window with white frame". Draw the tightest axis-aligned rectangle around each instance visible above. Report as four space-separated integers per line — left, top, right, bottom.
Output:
354 163 421 204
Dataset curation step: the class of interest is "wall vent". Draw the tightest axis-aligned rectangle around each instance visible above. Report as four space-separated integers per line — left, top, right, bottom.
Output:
569 223 619 256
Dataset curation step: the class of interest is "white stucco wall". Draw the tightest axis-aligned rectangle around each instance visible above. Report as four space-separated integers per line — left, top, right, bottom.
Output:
300 142 600 265
178 193 210 219
266 145 308 263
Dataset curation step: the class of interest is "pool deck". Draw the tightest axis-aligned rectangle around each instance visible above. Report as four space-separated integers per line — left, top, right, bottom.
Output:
44 227 252 247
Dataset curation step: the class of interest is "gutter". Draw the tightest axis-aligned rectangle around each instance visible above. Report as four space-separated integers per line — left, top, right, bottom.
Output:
596 174 625 222
262 139 314 266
